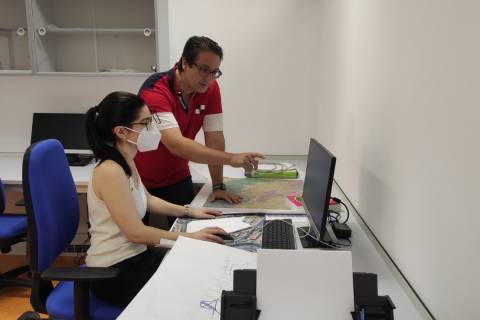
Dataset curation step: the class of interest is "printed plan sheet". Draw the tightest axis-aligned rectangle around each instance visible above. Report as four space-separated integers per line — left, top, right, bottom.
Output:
118 236 257 320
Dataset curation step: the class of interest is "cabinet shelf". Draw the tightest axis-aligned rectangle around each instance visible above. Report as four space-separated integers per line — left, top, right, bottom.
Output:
37 25 155 36
0 0 168 74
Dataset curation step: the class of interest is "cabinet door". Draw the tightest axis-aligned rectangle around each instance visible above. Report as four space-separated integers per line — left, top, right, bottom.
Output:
32 0 97 72
93 0 157 73
0 0 31 72
31 0 156 73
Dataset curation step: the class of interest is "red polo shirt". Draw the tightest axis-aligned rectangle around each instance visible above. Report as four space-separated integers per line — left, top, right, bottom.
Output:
135 67 223 188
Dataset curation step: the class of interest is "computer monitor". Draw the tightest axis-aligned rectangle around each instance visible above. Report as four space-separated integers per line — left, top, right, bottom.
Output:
299 138 336 248
31 113 91 153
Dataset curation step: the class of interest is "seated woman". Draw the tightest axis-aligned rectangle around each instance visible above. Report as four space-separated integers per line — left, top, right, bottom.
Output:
84 91 227 307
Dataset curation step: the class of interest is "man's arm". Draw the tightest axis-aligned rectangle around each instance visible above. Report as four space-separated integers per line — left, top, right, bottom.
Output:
161 127 262 171
204 131 225 185
204 131 243 204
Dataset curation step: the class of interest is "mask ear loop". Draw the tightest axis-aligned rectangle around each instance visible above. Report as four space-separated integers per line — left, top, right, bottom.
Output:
122 126 140 145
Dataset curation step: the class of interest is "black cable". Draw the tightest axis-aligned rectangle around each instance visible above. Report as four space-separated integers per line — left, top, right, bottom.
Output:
331 197 350 224
333 238 351 247
328 210 340 223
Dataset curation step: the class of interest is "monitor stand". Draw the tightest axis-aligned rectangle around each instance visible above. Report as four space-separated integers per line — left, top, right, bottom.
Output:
297 226 334 248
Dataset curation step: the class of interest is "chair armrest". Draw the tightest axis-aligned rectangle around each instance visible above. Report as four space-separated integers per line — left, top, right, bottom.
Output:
41 267 119 282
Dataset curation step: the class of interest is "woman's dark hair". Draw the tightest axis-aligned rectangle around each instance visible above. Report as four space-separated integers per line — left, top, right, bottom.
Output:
85 91 145 176
177 36 223 72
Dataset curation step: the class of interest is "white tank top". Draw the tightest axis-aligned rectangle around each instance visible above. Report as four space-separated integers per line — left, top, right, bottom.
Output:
86 169 147 267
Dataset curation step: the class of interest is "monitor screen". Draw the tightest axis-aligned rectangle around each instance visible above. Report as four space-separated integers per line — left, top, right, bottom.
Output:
31 113 90 151
302 138 336 241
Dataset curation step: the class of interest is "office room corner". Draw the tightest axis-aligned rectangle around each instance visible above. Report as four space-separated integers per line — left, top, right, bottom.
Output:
0 0 478 319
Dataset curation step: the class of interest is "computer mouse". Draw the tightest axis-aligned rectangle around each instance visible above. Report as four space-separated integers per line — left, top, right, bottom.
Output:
217 233 234 241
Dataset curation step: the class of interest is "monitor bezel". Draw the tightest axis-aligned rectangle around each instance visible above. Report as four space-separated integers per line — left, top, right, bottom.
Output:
301 138 336 241
31 112 90 151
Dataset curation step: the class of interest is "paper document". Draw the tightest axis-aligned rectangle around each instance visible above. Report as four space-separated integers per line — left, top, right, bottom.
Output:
191 178 306 215
186 217 251 233
118 236 257 320
257 249 354 320
256 162 294 171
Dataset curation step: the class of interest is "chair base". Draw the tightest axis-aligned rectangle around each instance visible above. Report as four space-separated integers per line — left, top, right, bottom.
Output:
0 265 32 289
17 311 42 320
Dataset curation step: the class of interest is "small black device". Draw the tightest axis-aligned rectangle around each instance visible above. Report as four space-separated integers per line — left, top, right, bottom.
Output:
261 219 295 249
353 273 378 302
31 113 94 166
233 269 256 294
352 273 396 320
221 269 259 320
217 233 234 241
331 221 352 239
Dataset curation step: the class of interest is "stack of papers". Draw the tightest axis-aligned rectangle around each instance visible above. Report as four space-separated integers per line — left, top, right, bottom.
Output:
186 217 251 233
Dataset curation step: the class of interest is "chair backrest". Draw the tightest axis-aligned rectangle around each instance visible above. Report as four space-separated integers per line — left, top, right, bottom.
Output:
0 179 5 213
23 139 80 273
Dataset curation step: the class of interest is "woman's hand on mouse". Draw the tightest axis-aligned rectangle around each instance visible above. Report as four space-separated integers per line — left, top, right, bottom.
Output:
186 227 228 244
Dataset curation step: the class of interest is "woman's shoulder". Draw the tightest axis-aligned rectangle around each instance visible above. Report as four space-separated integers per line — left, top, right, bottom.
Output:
93 160 128 182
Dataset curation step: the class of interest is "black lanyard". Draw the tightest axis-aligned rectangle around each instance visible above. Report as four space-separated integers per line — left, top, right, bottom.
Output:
168 68 189 114
177 91 189 113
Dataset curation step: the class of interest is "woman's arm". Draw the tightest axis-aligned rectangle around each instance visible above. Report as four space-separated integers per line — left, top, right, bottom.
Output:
93 161 225 245
145 190 222 219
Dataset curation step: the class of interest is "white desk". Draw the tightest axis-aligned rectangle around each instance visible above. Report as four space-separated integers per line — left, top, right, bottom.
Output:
0 152 94 193
266 184 426 320
122 161 429 320
0 152 212 193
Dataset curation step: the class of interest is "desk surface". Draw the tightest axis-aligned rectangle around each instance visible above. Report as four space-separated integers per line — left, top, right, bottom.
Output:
0 152 95 192
122 159 427 320
1 152 427 319
0 152 220 192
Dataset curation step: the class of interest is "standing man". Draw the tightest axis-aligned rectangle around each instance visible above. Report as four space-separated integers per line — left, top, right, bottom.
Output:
136 36 263 226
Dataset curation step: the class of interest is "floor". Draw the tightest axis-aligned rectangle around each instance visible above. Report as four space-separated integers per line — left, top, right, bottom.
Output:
0 255 80 320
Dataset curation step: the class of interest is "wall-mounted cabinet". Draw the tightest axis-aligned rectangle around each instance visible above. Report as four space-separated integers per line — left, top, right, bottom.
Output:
0 0 31 72
0 0 167 75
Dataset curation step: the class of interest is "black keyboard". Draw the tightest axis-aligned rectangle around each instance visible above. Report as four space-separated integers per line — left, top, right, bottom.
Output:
261 219 296 249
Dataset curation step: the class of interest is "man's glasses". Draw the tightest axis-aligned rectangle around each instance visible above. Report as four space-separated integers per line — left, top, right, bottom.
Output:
191 62 222 79
130 114 161 131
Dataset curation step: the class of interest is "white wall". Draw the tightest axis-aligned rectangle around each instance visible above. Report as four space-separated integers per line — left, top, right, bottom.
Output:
1 0 318 155
168 0 320 155
0 75 145 151
313 1 480 319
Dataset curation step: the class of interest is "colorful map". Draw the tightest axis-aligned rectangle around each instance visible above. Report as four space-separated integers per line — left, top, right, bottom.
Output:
203 178 304 210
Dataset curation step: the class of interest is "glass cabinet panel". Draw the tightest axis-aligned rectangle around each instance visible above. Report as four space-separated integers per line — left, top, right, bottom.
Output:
31 0 156 73
0 0 31 71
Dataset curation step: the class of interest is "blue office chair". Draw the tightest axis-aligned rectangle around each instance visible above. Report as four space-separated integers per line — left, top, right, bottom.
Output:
0 179 31 289
22 139 122 320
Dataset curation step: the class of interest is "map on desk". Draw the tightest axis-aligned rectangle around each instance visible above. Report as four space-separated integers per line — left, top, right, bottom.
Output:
193 178 305 214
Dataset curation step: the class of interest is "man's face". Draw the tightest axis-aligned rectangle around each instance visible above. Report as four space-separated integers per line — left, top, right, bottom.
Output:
183 51 222 93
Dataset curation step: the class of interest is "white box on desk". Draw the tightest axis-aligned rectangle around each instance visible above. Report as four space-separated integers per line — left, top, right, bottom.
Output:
257 249 354 320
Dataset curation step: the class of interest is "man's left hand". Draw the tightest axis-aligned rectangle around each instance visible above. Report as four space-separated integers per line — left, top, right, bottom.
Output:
211 189 243 204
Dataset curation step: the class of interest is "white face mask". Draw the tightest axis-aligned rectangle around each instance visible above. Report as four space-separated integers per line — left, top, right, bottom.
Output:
123 123 161 152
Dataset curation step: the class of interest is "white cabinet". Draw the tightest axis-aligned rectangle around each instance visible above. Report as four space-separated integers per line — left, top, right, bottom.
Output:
0 0 31 72
0 0 167 74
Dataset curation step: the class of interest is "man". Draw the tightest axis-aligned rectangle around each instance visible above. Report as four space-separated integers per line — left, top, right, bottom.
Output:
136 36 263 226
